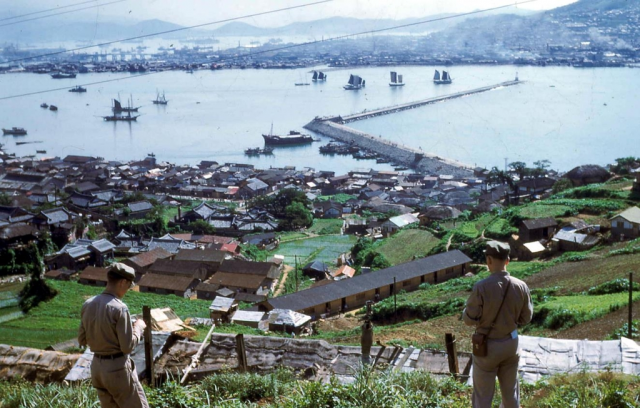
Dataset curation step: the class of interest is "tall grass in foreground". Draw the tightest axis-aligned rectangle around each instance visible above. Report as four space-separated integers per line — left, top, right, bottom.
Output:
1 369 639 407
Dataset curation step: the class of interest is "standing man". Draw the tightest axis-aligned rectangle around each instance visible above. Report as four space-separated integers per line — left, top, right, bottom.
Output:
463 241 533 408
78 263 149 408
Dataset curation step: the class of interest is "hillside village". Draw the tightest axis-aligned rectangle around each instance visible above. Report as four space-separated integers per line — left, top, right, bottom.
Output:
2 147 640 405
1 147 640 328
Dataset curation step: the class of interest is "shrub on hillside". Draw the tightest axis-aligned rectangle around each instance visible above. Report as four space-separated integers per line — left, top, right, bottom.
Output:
371 297 465 323
588 278 640 296
485 218 517 240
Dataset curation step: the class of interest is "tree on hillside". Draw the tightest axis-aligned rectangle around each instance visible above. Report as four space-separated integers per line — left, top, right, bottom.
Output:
187 220 216 235
281 202 313 230
508 161 529 181
250 189 310 218
533 160 552 178
18 243 57 312
487 167 519 205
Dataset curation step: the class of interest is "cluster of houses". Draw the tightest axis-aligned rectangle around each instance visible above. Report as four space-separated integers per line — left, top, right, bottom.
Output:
3 149 640 326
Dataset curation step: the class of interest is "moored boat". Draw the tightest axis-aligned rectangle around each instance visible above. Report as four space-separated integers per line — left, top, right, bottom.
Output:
262 126 313 145
51 72 76 79
2 127 27 135
69 85 87 93
152 91 168 105
103 111 139 122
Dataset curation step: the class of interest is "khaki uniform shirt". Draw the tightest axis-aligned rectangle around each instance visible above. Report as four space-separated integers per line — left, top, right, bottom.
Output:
463 271 533 339
78 291 143 355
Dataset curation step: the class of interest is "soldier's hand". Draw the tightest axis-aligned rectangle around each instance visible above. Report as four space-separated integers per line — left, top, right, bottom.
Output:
134 319 147 331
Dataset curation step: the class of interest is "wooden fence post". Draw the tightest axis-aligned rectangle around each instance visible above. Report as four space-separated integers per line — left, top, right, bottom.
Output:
445 333 459 377
236 334 248 372
629 272 634 339
142 306 155 387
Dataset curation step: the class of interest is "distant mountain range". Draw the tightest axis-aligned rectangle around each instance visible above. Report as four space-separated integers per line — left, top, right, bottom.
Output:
0 8 536 44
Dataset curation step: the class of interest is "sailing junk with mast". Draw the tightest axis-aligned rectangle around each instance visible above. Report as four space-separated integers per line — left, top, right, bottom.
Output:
103 95 140 121
344 74 365 90
389 71 405 87
153 91 168 105
312 71 327 81
433 70 452 85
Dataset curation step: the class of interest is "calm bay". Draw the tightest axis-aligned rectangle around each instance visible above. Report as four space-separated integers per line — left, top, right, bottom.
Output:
0 65 636 173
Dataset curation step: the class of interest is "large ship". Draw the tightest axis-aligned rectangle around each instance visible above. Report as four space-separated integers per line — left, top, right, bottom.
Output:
433 70 452 84
312 71 327 81
389 71 405 87
344 74 365 90
152 91 168 105
262 126 313 145
51 72 76 79
2 127 27 135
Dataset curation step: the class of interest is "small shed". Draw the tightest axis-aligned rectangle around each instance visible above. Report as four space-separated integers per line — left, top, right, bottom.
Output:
519 241 546 261
209 296 238 323
302 260 330 280
331 265 356 280
381 213 419 235
267 309 312 335
519 217 557 242
231 310 267 330
552 228 600 251
610 207 640 239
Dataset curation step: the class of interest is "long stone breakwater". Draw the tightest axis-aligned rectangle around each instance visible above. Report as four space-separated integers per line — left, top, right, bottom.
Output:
338 80 521 124
304 80 522 176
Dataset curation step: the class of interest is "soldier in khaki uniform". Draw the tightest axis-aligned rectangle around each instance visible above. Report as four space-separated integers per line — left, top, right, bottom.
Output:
78 263 149 408
463 241 533 408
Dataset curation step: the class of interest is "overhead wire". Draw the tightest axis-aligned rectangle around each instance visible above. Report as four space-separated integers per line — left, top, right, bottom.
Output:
0 0 128 28
3 0 333 64
0 0 110 22
0 0 538 101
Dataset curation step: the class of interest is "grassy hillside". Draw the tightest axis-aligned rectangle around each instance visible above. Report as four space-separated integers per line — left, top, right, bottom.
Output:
2 369 639 407
0 281 211 349
375 229 440 265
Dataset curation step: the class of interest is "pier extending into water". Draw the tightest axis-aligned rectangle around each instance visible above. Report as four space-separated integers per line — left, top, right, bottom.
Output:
335 80 521 124
305 80 522 176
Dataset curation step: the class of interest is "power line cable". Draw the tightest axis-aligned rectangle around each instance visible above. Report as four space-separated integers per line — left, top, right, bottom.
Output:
0 0 108 22
0 0 128 28
0 0 538 101
4 0 333 64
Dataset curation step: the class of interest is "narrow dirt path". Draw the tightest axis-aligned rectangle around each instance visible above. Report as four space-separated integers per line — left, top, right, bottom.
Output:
273 265 294 297
445 233 454 251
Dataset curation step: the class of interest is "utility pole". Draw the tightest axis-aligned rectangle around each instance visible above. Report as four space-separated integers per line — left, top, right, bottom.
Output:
393 276 397 323
629 272 634 339
295 255 299 292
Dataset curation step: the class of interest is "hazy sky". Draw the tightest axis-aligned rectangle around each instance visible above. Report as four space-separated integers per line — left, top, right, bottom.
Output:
3 0 579 27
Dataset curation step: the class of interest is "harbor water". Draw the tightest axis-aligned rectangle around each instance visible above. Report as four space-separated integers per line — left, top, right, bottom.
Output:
0 65 636 173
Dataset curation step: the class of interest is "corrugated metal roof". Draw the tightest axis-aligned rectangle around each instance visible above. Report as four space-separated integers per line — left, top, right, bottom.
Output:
613 206 640 224
267 250 471 311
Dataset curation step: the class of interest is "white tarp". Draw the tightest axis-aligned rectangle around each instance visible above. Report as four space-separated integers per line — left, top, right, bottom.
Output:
468 336 640 385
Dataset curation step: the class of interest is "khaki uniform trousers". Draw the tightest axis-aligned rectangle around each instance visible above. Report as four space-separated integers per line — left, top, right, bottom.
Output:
91 356 149 408
472 336 520 408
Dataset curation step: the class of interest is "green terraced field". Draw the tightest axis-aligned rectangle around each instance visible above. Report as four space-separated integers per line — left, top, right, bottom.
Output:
270 235 356 266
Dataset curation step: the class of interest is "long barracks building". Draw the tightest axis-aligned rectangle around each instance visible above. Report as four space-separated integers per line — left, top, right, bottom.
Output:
260 250 472 319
